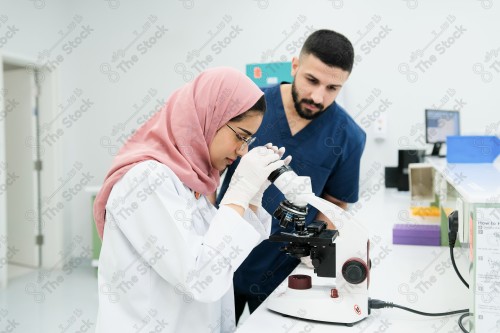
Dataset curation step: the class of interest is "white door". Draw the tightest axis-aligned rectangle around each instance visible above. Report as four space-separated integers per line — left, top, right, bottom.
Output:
36 66 64 268
4 69 39 267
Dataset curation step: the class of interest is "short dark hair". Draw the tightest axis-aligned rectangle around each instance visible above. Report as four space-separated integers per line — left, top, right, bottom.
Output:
300 29 354 73
230 95 266 122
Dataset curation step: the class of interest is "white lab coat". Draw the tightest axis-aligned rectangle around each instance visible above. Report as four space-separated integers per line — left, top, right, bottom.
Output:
95 160 271 333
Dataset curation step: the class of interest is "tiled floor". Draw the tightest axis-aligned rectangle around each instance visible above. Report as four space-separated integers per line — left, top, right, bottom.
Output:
0 264 99 333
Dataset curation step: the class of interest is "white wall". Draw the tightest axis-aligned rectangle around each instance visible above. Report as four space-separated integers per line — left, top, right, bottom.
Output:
1 0 499 251
0 55 5 285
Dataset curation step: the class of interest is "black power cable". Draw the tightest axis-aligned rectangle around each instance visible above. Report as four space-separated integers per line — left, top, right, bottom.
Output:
448 210 469 289
369 299 468 317
447 210 472 332
450 246 469 288
458 312 472 333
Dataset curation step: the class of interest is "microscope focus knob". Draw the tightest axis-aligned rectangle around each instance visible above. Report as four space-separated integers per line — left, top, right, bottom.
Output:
342 259 368 285
288 274 312 290
311 258 321 268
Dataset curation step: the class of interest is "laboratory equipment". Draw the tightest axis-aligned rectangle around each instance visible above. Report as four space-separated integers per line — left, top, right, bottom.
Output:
425 109 460 157
266 166 371 326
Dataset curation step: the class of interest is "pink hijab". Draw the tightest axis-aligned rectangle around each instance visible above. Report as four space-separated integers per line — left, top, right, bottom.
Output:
93 67 263 239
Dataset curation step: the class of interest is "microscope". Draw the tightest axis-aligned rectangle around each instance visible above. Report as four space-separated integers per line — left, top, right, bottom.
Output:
266 166 371 326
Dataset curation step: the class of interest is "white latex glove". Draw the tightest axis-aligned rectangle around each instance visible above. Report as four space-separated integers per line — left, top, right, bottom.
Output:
220 146 285 209
249 143 292 207
283 176 313 207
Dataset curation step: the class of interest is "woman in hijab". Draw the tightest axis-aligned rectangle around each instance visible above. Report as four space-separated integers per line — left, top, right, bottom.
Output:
93 67 290 332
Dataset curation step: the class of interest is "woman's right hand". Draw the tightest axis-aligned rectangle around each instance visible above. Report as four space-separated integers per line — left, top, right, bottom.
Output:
220 145 285 210
249 144 292 208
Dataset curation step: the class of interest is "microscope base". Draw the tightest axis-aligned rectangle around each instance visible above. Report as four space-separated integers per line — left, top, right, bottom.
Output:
267 283 369 326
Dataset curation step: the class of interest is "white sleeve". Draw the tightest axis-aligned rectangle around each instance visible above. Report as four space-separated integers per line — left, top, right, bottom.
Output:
243 206 272 242
105 163 261 303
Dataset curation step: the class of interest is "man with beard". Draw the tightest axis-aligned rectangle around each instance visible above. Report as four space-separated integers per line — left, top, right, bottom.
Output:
217 29 366 323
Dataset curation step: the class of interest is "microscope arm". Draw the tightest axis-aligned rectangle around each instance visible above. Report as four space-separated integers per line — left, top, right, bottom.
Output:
296 193 371 288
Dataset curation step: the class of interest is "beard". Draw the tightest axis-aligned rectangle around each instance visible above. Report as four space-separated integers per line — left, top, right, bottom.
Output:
291 81 326 120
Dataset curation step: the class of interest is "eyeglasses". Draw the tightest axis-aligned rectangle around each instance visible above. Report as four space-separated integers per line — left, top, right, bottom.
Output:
226 124 256 151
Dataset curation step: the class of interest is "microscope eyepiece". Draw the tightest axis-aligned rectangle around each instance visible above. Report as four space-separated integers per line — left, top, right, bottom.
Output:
268 165 292 183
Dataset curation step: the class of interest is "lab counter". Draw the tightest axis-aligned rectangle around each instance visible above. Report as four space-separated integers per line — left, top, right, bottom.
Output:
425 157 500 204
237 157 500 332
236 244 470 333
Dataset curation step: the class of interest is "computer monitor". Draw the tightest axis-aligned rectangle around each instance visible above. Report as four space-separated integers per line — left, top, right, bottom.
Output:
425 109 460 156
